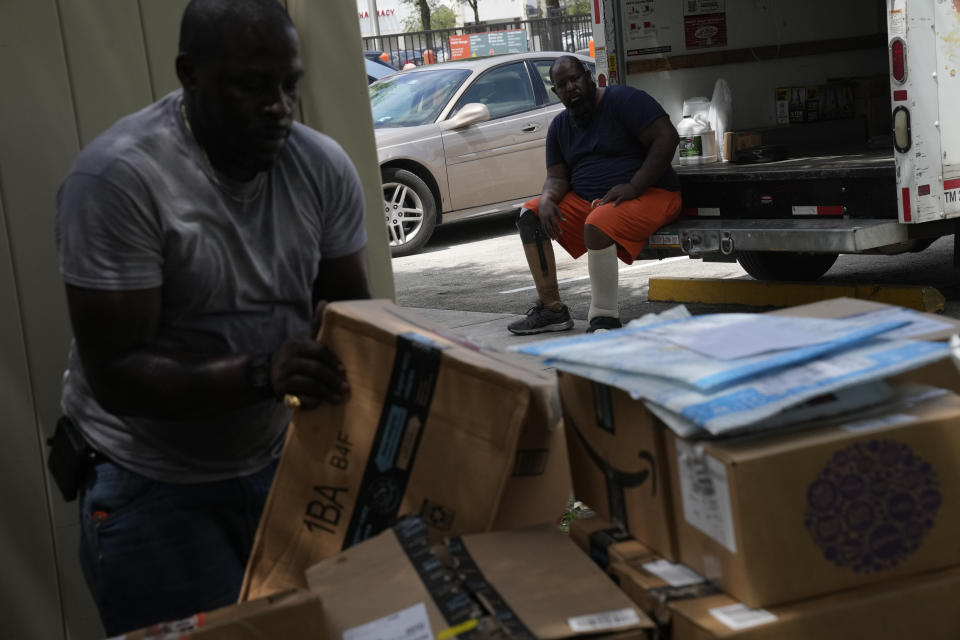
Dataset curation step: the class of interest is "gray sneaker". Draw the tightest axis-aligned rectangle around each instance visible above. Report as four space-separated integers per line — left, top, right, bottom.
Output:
508 302 574 335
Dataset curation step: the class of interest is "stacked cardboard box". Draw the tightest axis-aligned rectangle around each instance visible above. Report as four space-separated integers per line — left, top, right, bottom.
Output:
240 300 572 600
571 515 960 640
121 591 325 639
306 517 654 640
557 299 960 639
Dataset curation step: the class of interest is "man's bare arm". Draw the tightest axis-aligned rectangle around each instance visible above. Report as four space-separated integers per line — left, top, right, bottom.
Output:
66 285 264 419
539 163 571 239
67 249 372 419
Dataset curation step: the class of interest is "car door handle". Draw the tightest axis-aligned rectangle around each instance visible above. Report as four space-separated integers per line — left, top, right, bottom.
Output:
521 123 539 133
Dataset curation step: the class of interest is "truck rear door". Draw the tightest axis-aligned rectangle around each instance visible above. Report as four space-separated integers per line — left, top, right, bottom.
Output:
891 0 960 223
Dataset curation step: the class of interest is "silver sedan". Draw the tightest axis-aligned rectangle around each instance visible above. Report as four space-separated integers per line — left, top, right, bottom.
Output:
370 52 596 256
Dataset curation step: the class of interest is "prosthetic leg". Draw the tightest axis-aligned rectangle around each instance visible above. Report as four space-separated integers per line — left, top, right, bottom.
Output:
507 210 574 334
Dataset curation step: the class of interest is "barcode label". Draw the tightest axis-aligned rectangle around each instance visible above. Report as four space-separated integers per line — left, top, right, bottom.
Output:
568 608 641 632
641 559 706 587
344 603 434 640
709 603 777 630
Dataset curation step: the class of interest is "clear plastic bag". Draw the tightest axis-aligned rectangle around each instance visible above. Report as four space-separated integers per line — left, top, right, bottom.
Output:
708 79 733 161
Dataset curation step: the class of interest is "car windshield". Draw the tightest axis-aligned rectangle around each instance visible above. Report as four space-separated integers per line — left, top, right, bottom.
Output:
369 69 470 128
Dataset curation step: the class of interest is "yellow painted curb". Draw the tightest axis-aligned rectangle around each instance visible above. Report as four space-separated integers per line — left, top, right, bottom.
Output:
648 278 946 313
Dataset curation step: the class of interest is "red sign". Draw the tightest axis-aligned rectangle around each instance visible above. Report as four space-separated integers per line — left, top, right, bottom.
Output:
683 13 727 50
358 8 395 18
449 34 472 60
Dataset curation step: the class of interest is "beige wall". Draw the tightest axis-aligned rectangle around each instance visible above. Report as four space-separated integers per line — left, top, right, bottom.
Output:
0 1 392 638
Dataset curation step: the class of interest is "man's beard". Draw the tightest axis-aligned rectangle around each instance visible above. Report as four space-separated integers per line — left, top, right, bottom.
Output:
569 95 596 128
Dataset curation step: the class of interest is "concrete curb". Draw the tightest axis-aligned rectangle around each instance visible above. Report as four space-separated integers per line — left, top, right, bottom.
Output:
648 277 946 312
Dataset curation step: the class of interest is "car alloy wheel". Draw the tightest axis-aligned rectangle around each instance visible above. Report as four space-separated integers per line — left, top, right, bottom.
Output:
381 167 438 257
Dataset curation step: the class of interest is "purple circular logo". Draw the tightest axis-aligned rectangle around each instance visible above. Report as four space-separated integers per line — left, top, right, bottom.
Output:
804 439 940 573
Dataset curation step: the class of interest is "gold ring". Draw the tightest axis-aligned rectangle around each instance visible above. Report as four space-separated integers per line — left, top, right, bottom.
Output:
283 394 301 410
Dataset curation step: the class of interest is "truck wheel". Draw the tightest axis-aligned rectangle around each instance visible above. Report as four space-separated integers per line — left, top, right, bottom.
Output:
382 168 437 257
736 251 839 281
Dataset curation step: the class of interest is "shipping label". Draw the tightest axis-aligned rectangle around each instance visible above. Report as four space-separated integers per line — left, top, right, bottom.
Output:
708 603 777 630
568 608 641 632
675 440 736 552
641 559 706 587
343 602 434 640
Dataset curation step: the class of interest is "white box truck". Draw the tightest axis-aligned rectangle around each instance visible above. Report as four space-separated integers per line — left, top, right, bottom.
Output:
592 0 960 281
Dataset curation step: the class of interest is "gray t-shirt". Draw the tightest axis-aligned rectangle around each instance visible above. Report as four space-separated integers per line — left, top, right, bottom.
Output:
57 89 367 483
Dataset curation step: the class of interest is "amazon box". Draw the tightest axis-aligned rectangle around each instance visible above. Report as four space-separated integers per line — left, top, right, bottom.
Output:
558 371 679 560
570 515 720 637
240 300 570 601
306 517 654 640
666 387 960 608
569 514 656 572
670 566 960 639
120 591 324 639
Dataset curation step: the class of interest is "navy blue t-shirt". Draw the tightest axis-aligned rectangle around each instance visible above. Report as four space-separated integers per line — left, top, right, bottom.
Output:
546 84 680 201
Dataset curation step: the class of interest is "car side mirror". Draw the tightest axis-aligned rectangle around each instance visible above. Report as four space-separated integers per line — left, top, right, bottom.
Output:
440 103 490 130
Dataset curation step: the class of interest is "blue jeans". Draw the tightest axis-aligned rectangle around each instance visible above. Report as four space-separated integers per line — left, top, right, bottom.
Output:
78 460 277 635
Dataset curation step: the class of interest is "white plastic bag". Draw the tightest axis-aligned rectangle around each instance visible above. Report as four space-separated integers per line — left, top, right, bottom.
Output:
708 79 733 161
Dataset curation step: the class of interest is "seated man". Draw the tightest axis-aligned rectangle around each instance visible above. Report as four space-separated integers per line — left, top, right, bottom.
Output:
508 55 681 334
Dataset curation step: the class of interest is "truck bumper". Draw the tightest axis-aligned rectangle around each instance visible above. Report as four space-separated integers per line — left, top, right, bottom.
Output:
641 218 956 259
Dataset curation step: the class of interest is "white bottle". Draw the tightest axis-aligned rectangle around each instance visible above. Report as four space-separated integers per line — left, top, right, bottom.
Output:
676 114 717 165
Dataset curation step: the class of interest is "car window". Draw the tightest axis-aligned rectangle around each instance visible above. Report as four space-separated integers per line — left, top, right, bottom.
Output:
452 62 537 120
370 69 471 128
532 59 597 105
532 60 562 105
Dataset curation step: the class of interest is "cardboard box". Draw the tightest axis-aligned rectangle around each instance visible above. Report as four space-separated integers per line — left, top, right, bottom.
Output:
558 371 679 560
667 388 960 607
306 517 654 640
120 591 324 639
570 516 721 637
569 515 655 571
670 566 960 639
241 300 571 600
721 132 762 162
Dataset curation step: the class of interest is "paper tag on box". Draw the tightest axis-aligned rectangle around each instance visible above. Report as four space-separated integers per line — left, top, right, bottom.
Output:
568 608 641 632
641 559 706 587
841 413 914 433
676 440 737 552
343 603 434 640
709 603 777 630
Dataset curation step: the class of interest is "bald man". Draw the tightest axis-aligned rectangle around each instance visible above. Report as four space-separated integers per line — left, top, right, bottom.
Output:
55 0 369 631
507 55 681 335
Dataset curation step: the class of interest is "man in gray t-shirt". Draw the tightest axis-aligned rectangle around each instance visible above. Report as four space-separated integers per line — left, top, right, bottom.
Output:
55 0 369 633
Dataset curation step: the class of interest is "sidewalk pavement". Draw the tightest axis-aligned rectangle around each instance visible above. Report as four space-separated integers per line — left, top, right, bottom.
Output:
406 307 589 354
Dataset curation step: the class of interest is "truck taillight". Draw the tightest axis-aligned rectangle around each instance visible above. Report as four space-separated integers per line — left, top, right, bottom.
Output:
891 38 906 83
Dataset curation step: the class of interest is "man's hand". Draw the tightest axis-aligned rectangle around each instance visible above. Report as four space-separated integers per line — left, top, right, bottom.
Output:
539 199 565 239
599 183 641 207
272 300 348 410
271 338 348 409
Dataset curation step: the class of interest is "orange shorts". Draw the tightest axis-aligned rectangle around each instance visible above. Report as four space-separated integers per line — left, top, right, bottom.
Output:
523 188 682 265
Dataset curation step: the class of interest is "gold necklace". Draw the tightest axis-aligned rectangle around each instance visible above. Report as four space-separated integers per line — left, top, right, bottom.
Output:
180 101 265 204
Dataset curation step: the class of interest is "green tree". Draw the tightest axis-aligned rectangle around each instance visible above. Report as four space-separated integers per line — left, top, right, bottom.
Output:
431 4 457 29
401 0 432 32
565 0 590 15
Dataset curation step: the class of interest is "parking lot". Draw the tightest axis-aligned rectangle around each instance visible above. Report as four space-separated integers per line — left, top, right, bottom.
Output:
392 213 960 327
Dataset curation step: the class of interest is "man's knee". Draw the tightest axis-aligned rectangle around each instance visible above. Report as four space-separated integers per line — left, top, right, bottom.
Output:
584 223 614 250
517 208 542 244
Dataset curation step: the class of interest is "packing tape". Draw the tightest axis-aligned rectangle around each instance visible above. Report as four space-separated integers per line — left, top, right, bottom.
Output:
341 335 442 548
